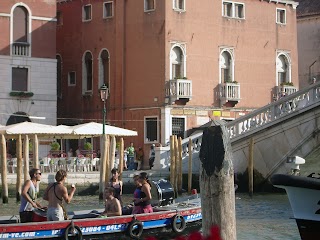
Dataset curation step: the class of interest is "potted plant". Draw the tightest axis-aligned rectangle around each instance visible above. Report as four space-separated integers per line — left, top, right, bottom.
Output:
50 141 60 151
84 142 93 151
280 82 294 86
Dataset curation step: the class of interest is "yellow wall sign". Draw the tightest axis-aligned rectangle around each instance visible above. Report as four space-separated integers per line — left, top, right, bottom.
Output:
213 111 221 117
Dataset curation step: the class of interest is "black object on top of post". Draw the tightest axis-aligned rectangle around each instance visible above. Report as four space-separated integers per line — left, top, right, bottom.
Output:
100 84 109 135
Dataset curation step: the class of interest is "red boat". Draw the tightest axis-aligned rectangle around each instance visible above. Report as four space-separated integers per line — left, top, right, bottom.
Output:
0 180 202 240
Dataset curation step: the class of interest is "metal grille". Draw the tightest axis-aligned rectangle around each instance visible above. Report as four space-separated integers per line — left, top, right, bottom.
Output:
172 117 185 138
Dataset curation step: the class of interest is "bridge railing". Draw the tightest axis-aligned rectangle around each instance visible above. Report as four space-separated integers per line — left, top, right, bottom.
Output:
226 82 320 141
155 82 320 172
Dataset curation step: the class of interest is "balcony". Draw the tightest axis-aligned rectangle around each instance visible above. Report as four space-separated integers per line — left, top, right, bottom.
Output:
275 85 297 100
12 42 30 56
220 82 241 105
165 79 192 102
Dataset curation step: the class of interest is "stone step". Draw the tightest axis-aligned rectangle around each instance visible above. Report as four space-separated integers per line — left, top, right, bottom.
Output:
3 170 171 186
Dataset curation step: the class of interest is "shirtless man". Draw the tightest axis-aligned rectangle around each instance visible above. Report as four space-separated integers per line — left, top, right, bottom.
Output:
102 187 122 217
43 170 76 221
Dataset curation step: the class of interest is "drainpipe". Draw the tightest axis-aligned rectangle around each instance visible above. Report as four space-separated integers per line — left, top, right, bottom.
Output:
122 0 127 128
309 60 317 83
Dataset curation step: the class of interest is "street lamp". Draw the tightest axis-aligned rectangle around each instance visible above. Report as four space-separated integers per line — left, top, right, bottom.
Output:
100 84 109 134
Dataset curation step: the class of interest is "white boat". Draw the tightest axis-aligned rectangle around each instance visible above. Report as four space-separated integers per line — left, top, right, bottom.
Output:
271 156 320 240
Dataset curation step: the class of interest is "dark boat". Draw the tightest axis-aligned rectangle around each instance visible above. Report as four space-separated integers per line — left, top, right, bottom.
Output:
0 179 201 240
270 156 320 240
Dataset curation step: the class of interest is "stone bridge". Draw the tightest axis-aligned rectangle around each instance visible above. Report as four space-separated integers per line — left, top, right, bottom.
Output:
154 82 320 186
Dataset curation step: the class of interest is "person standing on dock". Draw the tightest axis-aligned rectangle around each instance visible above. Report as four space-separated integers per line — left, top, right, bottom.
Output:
126 142 135 170
19 168 44 223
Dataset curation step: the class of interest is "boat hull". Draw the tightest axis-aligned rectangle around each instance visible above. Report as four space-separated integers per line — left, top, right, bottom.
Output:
0 198 201 239
271 174 320 240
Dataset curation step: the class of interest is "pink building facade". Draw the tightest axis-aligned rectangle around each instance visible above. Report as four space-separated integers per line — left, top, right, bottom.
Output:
56 0 299 158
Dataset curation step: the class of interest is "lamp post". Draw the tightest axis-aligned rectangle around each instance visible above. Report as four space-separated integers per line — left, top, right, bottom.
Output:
99 83 108 200
100 84 109 134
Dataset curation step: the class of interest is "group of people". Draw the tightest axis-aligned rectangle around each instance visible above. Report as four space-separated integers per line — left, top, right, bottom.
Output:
101 168 153 217
19 168 76 223
125 142 156 171
19 167 153 223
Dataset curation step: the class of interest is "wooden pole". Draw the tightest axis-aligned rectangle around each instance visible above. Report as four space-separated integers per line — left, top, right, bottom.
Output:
1 134 8 203
119 138 124 179
248 137 254 197
188 138 193 193
99 135 107 200
23 135 29 182
16 135 22 201
109 136 116 170
177 137 183 193
169 135 175 191
33 134 39 169
174 135 179 195
199 120 236 239
104 136 110 187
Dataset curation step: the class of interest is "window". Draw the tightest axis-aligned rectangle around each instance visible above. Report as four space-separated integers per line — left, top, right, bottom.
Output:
173 0 185 11
145 0 155 12
170 45 185 79
222 1 245 19
57 11 63 26
223 2 232 17
144 117 159 143
68 72 76 86
277 54 290 85
56 55 62 97
83 5 92 21
172 117 185 139
220 49 234 83
276 9 286 24
103 2 113 18
12 67 28 91
13 6 28 43
99 49 110 88
82 51 93 94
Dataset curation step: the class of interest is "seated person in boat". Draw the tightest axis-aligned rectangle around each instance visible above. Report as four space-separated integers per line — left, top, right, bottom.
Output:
43 170 76 221
102 187 122 217
133 172 153 214
107 168 123 206
19 168 45 223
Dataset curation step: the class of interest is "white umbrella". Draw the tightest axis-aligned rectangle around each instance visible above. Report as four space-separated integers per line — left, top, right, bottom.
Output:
70 122 137 137
0 122 73 137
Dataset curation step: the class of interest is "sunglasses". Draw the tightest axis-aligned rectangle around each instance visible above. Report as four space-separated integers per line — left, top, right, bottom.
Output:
36 172 42 175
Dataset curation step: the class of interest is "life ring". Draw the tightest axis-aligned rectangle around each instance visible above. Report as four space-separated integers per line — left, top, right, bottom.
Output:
172 214 186 233
64 224 83 240
127 219 143 239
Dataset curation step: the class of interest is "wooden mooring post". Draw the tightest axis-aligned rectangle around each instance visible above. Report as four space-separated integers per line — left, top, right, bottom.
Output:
199 120 236 239
1 134 8 203
248 138 254 197
16 135 22 201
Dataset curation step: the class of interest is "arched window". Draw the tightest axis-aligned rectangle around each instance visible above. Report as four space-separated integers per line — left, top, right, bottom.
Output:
12 5 30 56
277 54 290 85
83 51 93 93
220 50 234 83
13 6 28 43
99 49 110 88
170 46 185 79
56 55 62 98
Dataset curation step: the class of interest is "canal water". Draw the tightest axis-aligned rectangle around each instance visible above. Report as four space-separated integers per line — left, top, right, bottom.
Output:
0 193 300 239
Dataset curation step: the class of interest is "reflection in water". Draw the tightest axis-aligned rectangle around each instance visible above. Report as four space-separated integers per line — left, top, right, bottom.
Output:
0 193 300 239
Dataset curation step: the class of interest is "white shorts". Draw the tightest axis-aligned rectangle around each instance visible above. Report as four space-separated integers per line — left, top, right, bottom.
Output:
47 207 64 221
